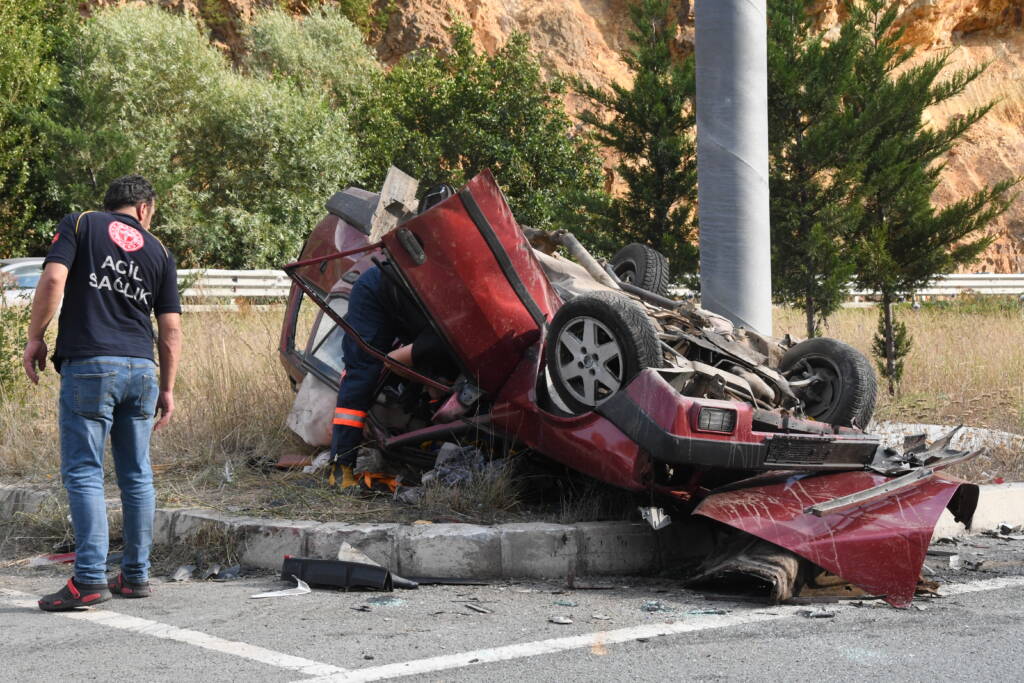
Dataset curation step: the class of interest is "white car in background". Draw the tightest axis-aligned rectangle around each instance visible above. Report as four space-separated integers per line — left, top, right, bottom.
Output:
1 257 44 306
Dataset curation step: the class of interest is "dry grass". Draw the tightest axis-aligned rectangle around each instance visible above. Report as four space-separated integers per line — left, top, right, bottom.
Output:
2 302 1021 530
0 307 299 483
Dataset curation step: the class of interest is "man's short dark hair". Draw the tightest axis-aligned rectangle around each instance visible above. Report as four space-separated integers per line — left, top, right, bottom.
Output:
103 175 156 211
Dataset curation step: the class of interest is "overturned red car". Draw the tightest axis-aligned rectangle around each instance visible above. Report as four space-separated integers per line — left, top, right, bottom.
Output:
281 168 979 607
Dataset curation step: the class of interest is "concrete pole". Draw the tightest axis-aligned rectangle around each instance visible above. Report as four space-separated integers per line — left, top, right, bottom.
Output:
695 0 773 335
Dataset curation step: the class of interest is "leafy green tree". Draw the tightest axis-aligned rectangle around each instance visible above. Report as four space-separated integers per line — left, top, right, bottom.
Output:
165 73 359 268
37 5 362 268
353 22 606 235
0 0 77 257
575 0 698 279
842 1 1016 395
244 6 381 110
767 0 864 337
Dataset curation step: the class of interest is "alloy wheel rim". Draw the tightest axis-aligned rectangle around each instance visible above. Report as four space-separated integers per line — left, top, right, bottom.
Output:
555 316 625 406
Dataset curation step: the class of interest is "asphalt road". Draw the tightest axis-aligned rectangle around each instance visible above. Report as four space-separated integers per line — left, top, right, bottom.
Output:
3 541 1024 683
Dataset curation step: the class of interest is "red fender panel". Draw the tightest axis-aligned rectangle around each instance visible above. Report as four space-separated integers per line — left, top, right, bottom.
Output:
693 470 969 607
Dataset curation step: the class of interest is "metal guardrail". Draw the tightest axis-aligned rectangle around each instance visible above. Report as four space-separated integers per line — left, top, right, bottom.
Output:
669 273 1024 302
177 269 291 299
7 269 1024 306
850 273 1024 299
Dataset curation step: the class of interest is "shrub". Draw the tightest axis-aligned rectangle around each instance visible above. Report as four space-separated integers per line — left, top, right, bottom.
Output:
37 5 362 268
0 0 77 257
354 23 607 233
244 5 381 110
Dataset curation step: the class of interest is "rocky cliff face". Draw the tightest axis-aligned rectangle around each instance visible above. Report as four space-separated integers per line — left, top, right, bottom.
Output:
376 0 1024 273
88 0 1024 271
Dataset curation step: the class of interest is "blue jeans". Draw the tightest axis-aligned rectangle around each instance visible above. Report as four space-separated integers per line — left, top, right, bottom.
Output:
59 356 158 584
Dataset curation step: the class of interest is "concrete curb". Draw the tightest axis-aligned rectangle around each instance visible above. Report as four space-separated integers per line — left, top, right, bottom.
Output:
0 485 51 518
154 508 712 577
4 483 1024 576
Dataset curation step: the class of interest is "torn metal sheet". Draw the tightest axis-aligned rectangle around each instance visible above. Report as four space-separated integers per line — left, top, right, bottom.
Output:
251 577 311 599
694 471 976 607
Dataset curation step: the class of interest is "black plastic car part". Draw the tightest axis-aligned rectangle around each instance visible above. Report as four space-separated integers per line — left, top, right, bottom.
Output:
280 557 418 591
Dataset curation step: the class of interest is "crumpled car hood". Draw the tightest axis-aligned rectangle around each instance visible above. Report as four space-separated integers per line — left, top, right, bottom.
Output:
692 469 977 607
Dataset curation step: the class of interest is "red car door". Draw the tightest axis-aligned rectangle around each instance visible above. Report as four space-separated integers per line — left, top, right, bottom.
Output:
382 170 561 395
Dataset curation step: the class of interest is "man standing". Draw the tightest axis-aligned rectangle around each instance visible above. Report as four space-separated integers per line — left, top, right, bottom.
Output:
23 175 182 611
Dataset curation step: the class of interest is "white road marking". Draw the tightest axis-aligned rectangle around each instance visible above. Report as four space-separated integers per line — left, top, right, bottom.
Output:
0 589 346 677
7 575 1024 682
297 606 811 683
297 576 1024 683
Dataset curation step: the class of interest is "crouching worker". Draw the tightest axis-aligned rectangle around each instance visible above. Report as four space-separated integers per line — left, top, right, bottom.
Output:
328 260 455 489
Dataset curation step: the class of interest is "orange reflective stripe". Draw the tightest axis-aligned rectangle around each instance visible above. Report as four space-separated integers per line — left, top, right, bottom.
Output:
333 418 365 428
334 408 367 418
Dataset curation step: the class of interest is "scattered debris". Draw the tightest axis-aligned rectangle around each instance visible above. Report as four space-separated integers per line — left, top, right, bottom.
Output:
301 451 331 474
553 599 578 607
201 564 222 580
394 486 423 505
964 559 986 571
686 608 729 615
464 603 492 614
926 549 961 570
641 600 674 613
638 506 671 531
592 613 612 621
799 609 836 619
366 596 405 607
251 576 311 599
549 616 573 625
212 565 242 581
421 443 491 487
28 552 76 567
352 605 372 612
981 523 1024 541
169 564 196 582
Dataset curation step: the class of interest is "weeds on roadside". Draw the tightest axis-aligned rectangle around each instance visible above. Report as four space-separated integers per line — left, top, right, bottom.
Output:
0 291 31 396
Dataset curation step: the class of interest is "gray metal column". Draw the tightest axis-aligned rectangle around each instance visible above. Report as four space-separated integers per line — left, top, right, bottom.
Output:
695 0 773 334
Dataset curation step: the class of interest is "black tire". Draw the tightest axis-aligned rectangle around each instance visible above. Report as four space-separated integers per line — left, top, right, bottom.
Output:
609 243 670 296
780 337 877 428
546 291 662 414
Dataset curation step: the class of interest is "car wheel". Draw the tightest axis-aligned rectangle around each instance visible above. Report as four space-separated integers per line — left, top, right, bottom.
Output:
609 243 670 296
546 291 662 414
780 337 877 428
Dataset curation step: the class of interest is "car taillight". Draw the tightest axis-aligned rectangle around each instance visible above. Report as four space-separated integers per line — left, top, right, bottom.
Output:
697 407 737 433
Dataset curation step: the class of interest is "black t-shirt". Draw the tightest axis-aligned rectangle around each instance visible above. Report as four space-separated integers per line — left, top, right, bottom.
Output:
44 210 181 369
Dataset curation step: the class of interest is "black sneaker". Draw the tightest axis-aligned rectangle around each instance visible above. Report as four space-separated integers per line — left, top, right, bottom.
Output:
108 573 152 599
38 578 111 612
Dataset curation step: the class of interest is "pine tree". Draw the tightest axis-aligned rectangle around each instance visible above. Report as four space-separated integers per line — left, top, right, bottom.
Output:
767 0 864 337
575 0 698 279
842 1 1017 395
